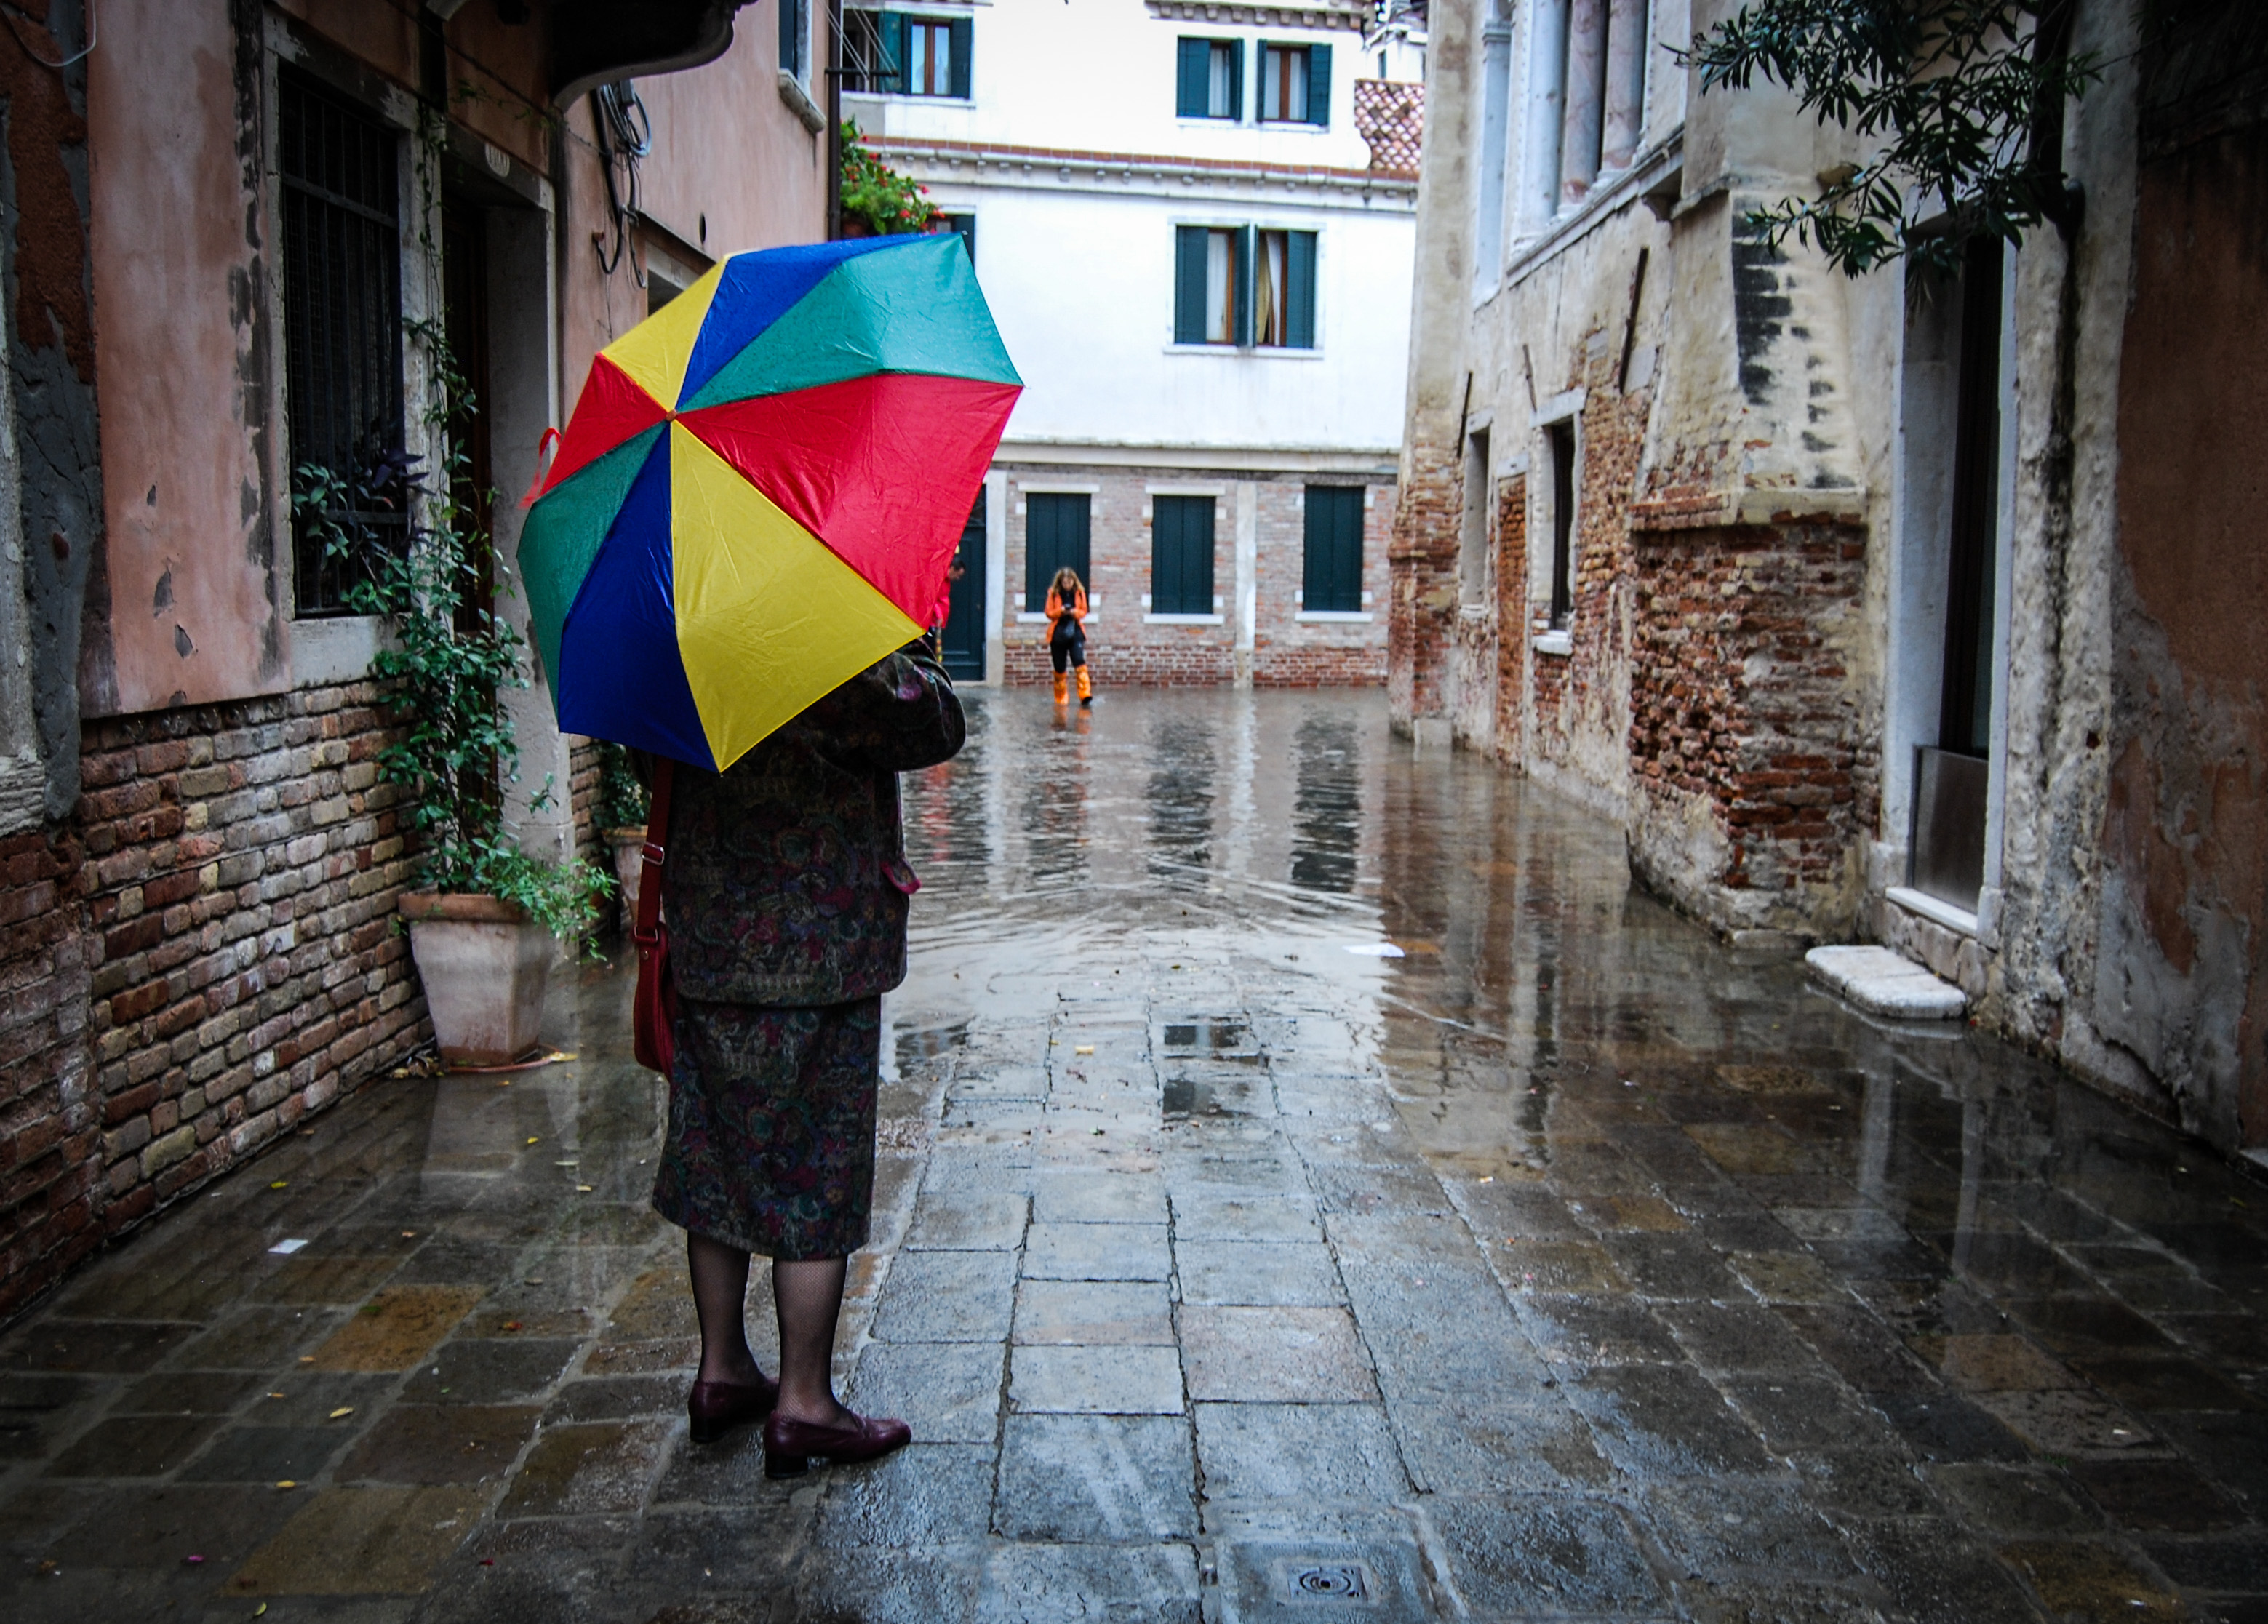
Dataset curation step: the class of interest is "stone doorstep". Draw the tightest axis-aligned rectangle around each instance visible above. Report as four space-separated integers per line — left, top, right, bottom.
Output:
1804 945 1968 1021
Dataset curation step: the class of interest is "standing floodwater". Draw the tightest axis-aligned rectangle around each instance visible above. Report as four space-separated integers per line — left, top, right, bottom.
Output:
3 689 2261 1623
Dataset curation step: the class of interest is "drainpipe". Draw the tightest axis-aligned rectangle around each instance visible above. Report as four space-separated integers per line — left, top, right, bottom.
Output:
826 0 844 239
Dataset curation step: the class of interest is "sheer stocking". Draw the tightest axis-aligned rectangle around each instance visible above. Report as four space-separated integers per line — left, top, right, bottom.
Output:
772 1256 850 1425
686 1233 767 1386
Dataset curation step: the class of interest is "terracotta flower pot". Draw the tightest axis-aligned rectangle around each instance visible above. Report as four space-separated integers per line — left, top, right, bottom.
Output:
605 826 647 921
399 892 556 1065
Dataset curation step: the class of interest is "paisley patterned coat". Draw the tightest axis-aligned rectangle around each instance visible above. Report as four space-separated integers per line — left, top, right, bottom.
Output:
662 647 965 1006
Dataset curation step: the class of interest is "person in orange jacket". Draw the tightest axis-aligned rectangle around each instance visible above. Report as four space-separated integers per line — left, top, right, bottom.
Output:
1045 566 1093 707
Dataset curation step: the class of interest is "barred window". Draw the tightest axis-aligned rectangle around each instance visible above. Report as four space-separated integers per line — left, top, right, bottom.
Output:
279 70 406 617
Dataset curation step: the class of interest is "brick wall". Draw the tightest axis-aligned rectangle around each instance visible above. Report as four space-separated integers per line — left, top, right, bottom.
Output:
998 464 1391 688
0 682 428 1319
1627 521 1874 933
1491 473 1528 761
0 828 97 1318
1389 435 1458 724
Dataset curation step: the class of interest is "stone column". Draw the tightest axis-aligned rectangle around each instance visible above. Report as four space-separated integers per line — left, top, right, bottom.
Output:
1600 0 1647 172
1558 0 1610 204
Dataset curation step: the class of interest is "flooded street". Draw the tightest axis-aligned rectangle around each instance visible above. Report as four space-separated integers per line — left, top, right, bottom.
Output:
4 688 2264 1623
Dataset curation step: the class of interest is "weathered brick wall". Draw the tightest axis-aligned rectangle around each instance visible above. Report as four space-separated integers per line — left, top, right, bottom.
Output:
1491 473 1528 762
1389 436 1459 725
998 465 1391 688
1520 337 1649 793
1626 521 1874 936
0 682 428 1318
0 829 97 1317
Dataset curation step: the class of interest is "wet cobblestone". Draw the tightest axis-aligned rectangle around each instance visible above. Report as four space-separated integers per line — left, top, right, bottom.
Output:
2 690 2264 1622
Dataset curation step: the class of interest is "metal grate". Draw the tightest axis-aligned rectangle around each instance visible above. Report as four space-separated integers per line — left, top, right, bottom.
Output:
279 70 407 617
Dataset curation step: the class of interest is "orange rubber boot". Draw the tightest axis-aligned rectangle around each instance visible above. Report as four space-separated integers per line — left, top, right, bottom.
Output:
1053 673 1069 705
1076 667 1093 706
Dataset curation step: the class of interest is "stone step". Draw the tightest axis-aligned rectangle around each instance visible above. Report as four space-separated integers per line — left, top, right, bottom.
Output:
1803 943 1968 1020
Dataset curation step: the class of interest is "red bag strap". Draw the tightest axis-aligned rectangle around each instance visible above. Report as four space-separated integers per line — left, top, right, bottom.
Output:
518 427 562 508
634 759 674 947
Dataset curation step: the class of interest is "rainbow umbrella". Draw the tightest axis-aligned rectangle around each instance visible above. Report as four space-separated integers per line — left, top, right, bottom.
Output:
518 233 1020 770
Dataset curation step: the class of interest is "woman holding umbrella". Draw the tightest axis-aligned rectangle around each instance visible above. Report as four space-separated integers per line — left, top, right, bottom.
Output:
515 233 1020 1477
652 644 962 1476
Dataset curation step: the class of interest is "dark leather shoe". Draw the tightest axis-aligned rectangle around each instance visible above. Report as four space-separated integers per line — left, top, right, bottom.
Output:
687 1375 778 1444
762 1407 912 1479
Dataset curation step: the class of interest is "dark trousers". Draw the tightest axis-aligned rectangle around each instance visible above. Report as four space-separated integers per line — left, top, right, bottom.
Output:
1049 629 1086 673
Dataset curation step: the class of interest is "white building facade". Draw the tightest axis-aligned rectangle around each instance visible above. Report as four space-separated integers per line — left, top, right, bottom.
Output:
846 0 1423 686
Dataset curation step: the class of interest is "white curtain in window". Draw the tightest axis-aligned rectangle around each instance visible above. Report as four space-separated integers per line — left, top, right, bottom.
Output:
1262 47 1307 121
1255 231 1288 347
1205 230 1234 343
1209 44 1234 117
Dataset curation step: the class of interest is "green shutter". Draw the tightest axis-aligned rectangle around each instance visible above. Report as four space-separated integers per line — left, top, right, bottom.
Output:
778 0 802 77
1229 40 1245 120
1235 223 1255 347
1174 225 1208 345
1151 495 1215 615
1303 486 1362 612
1306 41 1331 126
879 11 906 93
1178 38 1208 116
1285 230 1317 349
1027 493 1091 608
948 17 971 97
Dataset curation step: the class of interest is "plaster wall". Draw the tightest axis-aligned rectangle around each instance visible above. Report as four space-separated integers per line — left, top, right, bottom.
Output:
846 0 1385 173
86 0 282 719
907 179 1411 456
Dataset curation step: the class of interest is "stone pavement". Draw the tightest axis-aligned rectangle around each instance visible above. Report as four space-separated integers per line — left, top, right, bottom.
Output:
2 689 2264 1623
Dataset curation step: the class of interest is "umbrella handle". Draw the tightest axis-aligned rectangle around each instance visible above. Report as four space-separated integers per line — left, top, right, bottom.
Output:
518 428 562 508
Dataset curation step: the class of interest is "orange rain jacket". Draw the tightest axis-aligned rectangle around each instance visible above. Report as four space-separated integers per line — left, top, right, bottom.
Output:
1045 582 1088 642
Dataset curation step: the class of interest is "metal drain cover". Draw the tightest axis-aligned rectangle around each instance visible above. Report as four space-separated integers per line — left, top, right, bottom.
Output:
1275 1559 1375 1604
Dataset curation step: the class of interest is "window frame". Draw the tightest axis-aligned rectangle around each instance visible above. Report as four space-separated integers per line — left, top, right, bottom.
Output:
276 65 410 622
842 8 973 99
778 0 811 84
1257 39 1331 127
1173 223 1318 353
1177 36 1245 120
1544 417 1578 632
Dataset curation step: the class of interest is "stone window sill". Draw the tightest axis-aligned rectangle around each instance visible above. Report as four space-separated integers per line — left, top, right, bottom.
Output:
1145 612 1224 625
1534 628 1572 657
1295 610 1373 623
776 72 826 133
1886 885 1978 939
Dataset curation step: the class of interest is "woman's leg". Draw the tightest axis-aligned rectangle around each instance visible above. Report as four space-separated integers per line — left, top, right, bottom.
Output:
687 1231 769 1385
772 1256 850 1423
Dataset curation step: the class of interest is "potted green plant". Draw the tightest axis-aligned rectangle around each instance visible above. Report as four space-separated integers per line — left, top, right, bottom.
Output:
296 319 607 1067
597 741 651 927
839 119 941 236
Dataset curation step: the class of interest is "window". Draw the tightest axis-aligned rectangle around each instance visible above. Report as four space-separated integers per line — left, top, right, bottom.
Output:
1459 429 1490 604
279 70 405 619
1303 486 1364 612
1025 492 1090 611
778 0 810 81
843 9 971 97
1174 225 1316 348
943 212 976 268
1258 42 1330 125
1546 420 1576 628
1177 38 1243 119
1151 496 1216 615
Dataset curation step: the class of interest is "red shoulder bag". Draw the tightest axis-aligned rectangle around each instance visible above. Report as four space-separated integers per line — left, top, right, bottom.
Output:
632 759 676 1075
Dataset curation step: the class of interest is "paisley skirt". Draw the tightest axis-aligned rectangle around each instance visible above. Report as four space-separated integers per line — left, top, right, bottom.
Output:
650 996 881 1260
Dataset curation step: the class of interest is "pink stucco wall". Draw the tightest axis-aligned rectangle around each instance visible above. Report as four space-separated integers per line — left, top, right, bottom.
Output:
87 0 281 716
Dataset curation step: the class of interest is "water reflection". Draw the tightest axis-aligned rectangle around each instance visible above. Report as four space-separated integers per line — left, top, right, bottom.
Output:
1144 715 1217 879
1289 713 1359 893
